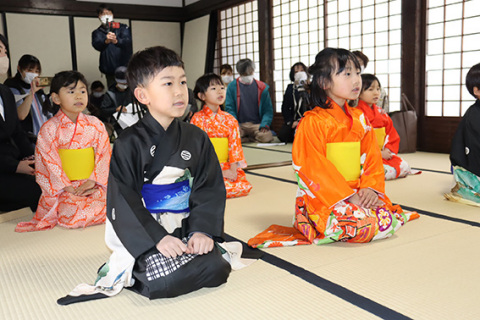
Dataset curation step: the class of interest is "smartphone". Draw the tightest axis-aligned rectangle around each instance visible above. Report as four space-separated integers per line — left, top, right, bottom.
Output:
38 76 53 87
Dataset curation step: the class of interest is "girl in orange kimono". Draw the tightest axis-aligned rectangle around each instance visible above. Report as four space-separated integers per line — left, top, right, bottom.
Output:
15 71 111 232
248 48 418 248
191 73 252 198
357 74 415 180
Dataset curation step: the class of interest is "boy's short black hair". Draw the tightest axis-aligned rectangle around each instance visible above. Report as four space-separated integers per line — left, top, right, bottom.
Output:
220 64 233 74
126 46 184 90
18 54 41 74
466 63 480 97
91 80 105 91
193 73 224 101
97 3 114 15
236 59 255 76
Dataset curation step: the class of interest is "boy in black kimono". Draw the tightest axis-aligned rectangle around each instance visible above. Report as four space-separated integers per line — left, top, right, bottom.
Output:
447 62 480 205
58 46 231 304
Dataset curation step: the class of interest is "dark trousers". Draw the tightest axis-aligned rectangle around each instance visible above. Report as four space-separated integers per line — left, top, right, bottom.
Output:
0 173 41 212
130 245 231 299
278 123 295 143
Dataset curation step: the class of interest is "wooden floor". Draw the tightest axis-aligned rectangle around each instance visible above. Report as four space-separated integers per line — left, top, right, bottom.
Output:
1 146 479 320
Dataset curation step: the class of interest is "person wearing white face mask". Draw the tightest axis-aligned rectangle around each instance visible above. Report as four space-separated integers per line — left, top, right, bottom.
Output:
278 62 311 143
225 58 274 143
92 3 132 89
0 34 42 213
100 66 137 136
4 54 51 141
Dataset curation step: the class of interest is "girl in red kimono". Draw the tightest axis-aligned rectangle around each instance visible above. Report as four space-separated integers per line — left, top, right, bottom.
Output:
357 74 415 180
16 71 111 232
249 48 418 248
191 73 252 198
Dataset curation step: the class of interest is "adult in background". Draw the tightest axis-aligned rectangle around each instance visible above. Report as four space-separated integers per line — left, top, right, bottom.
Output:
92 3 132 89
4 54 50 143
225 58 274 143
0 34 41 213
278 62 310 143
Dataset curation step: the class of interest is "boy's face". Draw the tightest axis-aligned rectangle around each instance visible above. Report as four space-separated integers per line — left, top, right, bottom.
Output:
134 66 188 129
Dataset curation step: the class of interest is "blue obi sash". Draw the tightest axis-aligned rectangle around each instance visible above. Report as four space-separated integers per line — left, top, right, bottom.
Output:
141 180 191 214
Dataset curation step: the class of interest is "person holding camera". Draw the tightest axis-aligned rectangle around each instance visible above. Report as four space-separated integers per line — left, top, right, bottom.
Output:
278 62 310 143
92 3 132 89
4 54 51 142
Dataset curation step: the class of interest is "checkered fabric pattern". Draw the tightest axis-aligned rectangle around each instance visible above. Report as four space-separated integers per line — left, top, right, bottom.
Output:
146 246 197 281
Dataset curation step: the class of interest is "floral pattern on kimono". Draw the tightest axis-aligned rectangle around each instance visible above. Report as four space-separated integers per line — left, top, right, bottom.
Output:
248 99 418 248
191 106 252 198
356 100 412 179
15 111 111 232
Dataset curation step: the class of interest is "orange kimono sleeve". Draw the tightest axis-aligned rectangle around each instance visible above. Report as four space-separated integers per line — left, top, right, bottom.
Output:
359 120 386 194
384 114 400 154
227 117 245 166
292 115 354 208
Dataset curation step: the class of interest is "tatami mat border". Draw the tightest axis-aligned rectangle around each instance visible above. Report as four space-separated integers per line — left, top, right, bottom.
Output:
225 234 411 319
411 168 451 175
242 145 293 154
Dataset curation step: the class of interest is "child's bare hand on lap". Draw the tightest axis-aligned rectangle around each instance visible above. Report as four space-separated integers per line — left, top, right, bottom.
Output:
156 235 187 258
186 232 214 255
74 179 96 196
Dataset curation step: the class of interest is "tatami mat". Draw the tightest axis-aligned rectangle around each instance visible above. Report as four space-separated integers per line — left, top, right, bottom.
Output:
2 150 479 319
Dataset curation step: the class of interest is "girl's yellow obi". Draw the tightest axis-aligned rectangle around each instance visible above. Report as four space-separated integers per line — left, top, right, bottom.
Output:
373 127 386 150
58 147 95 181
326 141 360 181
210 137 229 163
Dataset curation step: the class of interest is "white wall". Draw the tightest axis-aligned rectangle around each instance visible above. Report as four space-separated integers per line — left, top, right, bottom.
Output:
182 15 209 89
131 20 181 55
6 13 73 84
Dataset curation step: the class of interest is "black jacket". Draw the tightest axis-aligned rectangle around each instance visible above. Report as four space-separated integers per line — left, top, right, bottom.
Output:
450 99 480 177
0 84 34 174
92 23 133 75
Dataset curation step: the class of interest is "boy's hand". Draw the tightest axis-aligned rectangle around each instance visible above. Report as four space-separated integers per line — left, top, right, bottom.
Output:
186 233 214 255
74 179 96 196
381 148 393 160
156 235 187 258
222 167 237 182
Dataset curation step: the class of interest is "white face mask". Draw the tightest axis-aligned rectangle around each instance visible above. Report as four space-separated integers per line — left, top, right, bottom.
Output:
222 75 234 84
92 91 104 98
294 71 308 83
100 15 113 25
0 56 9 75
117 83 128 90
23 72 39 85
239 75 254 85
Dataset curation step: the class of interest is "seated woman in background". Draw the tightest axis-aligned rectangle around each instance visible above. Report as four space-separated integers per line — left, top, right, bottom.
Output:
278 62 310 143
4 54 52 142
356 73 416 180
191 73 252 198
0 34 42 213
447 63 480 206
15 71 111 232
